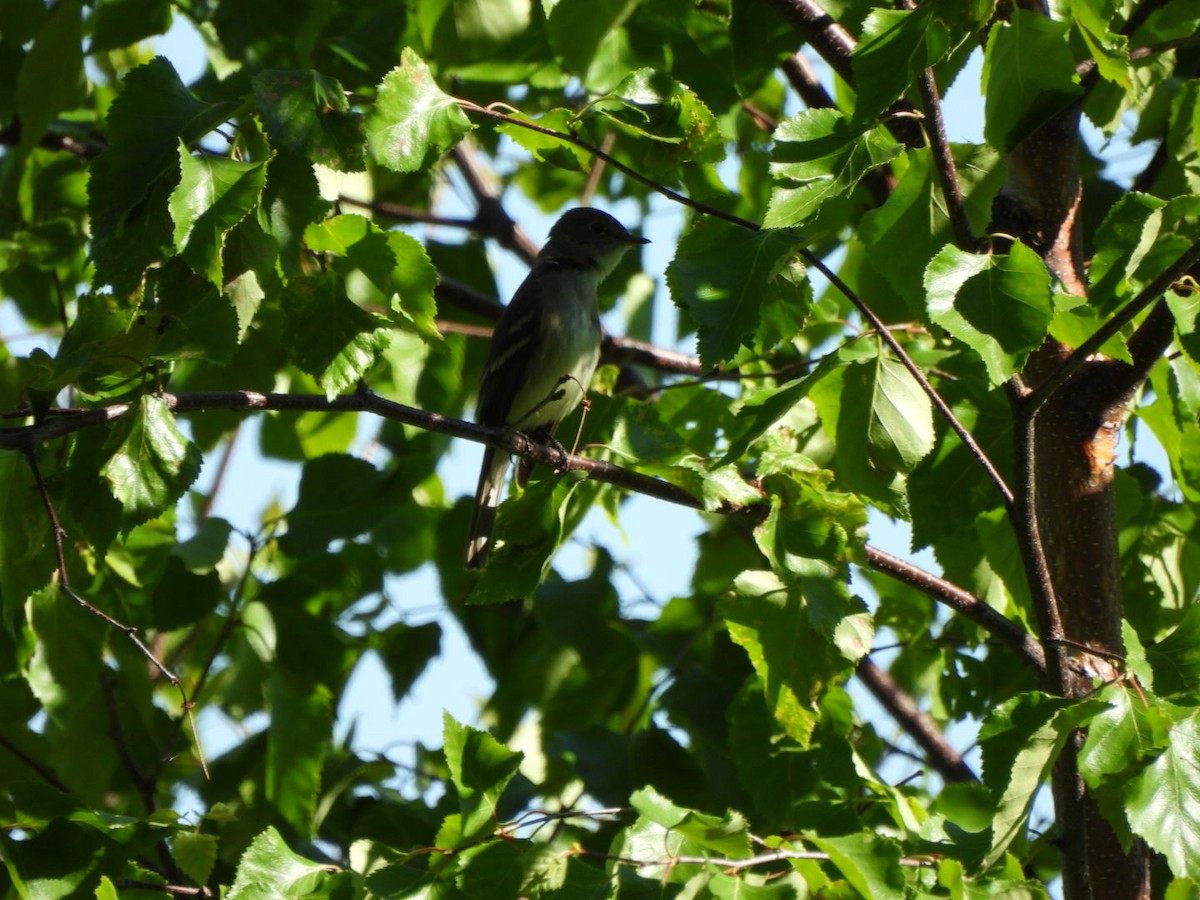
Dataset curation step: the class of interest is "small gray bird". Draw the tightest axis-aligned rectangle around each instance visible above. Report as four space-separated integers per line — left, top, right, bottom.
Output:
465 207 648 569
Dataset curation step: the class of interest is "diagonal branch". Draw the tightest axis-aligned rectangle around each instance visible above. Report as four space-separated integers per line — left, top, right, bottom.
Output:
1 389 1041 669
856 657 978 783
862 546 1045 672
1022 238 1200 416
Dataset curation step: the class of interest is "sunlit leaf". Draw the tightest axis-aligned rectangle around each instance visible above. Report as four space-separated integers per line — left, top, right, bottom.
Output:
365 48 473 173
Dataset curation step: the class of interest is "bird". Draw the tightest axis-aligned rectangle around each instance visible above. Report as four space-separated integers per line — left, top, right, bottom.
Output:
465 207 649 569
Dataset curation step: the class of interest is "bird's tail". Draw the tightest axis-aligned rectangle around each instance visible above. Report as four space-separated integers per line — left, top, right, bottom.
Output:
465 446 510 569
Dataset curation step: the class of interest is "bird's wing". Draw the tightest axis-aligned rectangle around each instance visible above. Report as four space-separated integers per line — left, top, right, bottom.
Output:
476 275 544 428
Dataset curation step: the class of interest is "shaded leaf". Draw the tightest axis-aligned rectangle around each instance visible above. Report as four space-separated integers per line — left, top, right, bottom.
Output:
305 214 439 339
981 10 1083 152
282 274 393 399
252 69 365 171
266 671 332 836
667 218 802 369
979 693 1107 866
169 143 268 286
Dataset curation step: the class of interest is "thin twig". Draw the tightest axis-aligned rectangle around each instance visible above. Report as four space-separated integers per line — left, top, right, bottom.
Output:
101 668 160 812
21 446 208 776
803 255 1015 508
335 195 478 230
198 424 240 521
0 733 70 792
905 35 975 249
451 142 540 263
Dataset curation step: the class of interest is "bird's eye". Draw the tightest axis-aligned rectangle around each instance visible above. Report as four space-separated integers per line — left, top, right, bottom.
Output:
589 221 606 234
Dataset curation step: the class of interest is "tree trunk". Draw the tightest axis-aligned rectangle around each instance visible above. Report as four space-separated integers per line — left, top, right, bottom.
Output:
996 107 1154 900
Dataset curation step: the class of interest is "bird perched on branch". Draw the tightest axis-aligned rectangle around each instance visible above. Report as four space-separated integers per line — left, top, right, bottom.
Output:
465 207 648 569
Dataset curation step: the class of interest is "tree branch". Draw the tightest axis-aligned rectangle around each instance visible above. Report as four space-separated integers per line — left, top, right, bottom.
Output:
912 60 976 249
763 0 925 147
1022 237 1200 417
2 389 1041 664
862 546 1044 672
855 657 978 783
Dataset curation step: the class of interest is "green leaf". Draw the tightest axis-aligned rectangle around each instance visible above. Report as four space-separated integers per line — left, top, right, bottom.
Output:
304 214 440 339
981 10 1084 152
723 353 841 463
630 786 753 858
859 144 1005 319
365 48 473 173
752 455 868 585
267 671 332 837
924 241 1053 385
173 832 218 886
1079 682 1171 789
979 693 1108 866
0 820 123 899
15 0 85 158
807 832 905 900
764 109 902 229
1126 710 1200 880
375 621 442 702
279 454 392 556
598 68 724 164
88 57 238 294
252 70 365 172
282 274 393 399
169 142 268 286
666 218 802 369
99 396 203 531
89 0 173 53
1146 604 1200 698
856 349 935 473
1069 0 1130 88
227 827 336 899
1088 191 1167 315
852 7 951 123
720 570 841 746
496 108 590 171
442 713 523 840
0 453 57 627
146 259 241 364
467 473 590 603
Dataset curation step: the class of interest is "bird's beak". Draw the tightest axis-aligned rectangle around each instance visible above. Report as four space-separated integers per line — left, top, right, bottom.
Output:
629 234 650 245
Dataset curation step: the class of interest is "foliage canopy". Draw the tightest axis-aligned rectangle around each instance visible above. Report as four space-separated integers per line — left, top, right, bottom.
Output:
1 0 1200 897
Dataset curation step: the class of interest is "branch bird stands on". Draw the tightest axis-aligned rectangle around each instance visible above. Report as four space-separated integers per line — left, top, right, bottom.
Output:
465 207 649 569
